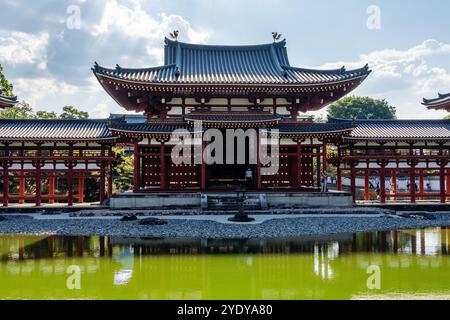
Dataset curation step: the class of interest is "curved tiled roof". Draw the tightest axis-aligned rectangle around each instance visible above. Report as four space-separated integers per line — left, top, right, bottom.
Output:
344 119 450 141
0 119 114 141
422 93 450 110
109 123 191 134
279 121 354 134
0 91 18 108
93 38 371 85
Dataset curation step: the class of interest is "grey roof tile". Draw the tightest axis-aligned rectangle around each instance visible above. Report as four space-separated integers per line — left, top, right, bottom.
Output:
0 119 114 141
93 38 371 85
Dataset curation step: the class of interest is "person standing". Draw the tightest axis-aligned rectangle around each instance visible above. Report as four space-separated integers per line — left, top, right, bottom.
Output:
321 171 328 192
245 168 253 188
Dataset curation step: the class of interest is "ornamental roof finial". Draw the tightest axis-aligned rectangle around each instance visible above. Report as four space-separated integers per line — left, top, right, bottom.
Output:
169 30 179 41
272 32 282 42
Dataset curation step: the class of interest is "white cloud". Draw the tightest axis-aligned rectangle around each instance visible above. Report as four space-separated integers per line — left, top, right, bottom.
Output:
315 39 450 119
0 31 49 70
13 77 79 108
89 0 210 63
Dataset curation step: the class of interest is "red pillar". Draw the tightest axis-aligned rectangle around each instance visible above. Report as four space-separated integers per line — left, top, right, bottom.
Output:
350 163 356 203
392 170 397 202
337 166 342 191
78 172 84 204
316 147 321 188
35 164 42 207
419 170 424 201
410 166 416 204
133 143 140 191
201 139 206 191
257 133 261 189
99 162 105 205
440 165 446 204
364 170 370 201
296 143 301 189
446 169 450 200
68 145 74 207
107 165 113 199
380 166 386 204
19 168 25 204
68 164 74 206
160 142 167 190
2 163 8 207
49 171 55 204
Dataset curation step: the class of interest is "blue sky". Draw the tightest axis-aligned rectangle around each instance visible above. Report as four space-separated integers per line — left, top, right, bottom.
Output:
1 0 450 118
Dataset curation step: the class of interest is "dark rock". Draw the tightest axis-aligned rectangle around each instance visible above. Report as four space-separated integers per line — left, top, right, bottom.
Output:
139 218 168 226
402 212 436 221
0 216 6 222
41 211 62 216
79 213 96 217
121 214 138 222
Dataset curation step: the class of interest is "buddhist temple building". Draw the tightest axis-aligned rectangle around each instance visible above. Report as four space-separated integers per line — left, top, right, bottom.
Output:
0 36 449 207
0 119 117 206
0 90 18 109
423 93 450 112
93 38 371 194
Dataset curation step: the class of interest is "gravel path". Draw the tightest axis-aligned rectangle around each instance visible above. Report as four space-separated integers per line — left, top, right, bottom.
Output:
0 214 448 238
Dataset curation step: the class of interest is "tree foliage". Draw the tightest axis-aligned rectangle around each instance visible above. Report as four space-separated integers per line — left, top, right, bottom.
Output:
112 148 134 192
0 64 14 96
328 96 397 120
60 106 89 119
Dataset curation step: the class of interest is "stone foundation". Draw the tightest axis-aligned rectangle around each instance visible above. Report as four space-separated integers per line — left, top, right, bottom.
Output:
110 191 353 210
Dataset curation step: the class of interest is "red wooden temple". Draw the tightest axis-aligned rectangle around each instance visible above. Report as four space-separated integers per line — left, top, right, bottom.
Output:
93 38 370 194
0 37 449 207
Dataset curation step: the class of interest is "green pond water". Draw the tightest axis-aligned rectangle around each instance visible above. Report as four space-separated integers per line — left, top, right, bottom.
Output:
0 228 449 300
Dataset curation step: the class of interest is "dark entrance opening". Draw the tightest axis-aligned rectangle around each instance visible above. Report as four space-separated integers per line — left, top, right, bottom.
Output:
205 129 257 189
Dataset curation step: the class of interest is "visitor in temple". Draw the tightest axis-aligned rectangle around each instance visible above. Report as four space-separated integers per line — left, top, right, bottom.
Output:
245 168 254 188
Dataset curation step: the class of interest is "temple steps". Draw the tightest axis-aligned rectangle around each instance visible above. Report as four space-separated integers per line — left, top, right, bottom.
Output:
204 194 263 211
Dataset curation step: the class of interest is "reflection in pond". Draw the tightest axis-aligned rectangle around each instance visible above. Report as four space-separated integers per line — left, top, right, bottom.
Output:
0 228 449 300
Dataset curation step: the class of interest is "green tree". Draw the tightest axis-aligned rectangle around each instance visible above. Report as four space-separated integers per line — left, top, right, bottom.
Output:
36 111 58 119
0 102 35 119
328 96 396 120
112 148 134 192
60 105 89 119
0 64 14 96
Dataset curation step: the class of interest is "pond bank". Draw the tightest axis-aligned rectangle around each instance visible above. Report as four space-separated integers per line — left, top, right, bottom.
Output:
0 212 448 238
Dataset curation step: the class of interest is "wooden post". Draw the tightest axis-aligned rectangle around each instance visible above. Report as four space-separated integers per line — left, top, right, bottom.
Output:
316 147 321 188
35 144 42 207
35 163 42 207
364 170 370 201
392 169 397 201
380 166 386 204
257 132 261 189
99 162 105 205
19 168 25 204
49 171 55 204
447 169 450 200
419 170 424 201
296 143 302 189
78 172 84 204
68 144 74 207
337 166 342 191
440 165 446 204
2 162 8 207
160 142 167 190
201 139 206 190
133 143 140 191
410 165 416 204
350 162 356 203
107 165 113 199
